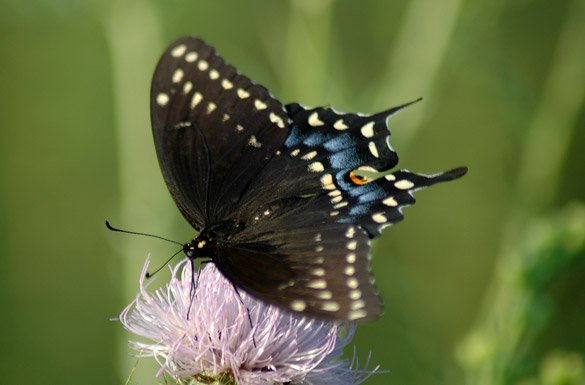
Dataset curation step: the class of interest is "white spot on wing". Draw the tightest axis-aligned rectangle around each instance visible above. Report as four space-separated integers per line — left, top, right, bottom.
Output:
385 174 396 181
206 102 216 114
345 265 355 275
291 300 306 312
320 174 335 190
368 142 379 158
346 253 356 263
237 88 250 99
269 112 285 128
290 148 300 156
172 68 184 83
254 99 267 110
349 289 362 299
345 227 355 238
347 277 359 289
395 180 415 190
171 44 187 57
315 245 324 252
372 213 387 223
209 69 220 80
183 81 193 94
307 279 327 289
308 112 324 126
190 92 203 109
348 309 367 320
321 301 340 312
248 135 262 148
156 92 169 106
314 233 322 242
317 291 333 300
334 119 348 130
222 79 233 89
236 124 244 132
301 151 317 160
311 268 325 276
308 162 325 172
185 51 198 62
351 300 366 310
360 121 375 138
346 241 357 250
383 197 398 207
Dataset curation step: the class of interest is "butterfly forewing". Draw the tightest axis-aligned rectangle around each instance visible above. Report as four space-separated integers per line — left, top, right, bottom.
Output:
150 36 467 322
151 37 290 228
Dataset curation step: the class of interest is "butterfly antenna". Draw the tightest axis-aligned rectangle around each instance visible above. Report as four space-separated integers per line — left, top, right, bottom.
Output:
105 220 183 246
145 248 184 279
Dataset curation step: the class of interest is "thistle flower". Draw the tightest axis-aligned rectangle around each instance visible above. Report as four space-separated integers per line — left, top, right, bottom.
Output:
120 256 381 385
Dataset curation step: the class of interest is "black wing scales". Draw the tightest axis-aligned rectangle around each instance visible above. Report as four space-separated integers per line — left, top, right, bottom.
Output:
151 37 290 229
151 37 467 322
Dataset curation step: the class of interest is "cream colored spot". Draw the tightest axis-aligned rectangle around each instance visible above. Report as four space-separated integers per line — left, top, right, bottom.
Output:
185 51 198 62
312 267 325 276
330 195 342 204
334 119 348 130
263 209 270 216
345 227 355 238
368 142 379 158
315 245 324 252
346 241 357 250
317 291 333 300
395 179 415 190
358 166 378 173
346 253 356 263
254 99 267 110
301 151 317 160
320 174 335 190
360 121 375 138
291 300 306 312
156 92 169 106
314 233 322 242
321 301 340 312
248 135 262 148
372 213 387 223
190 92 203 109
308 111 324 126
197 60 209 71
348 309 367 320
172 68 184 83
308 162 325 172
385 174 396 181
334 201 348 209
347 277 359 289
206 102 216 114
269 112 285 128
345 265 355 275
171 44 187 57
330 211 340 216
314 256 325 264
209 69 220 80
306 279 327 289
329 189 342 197
197 240 206 248
291 149 300 157
183 81 193 93
237 88 250 98
351 300 366 310
349 289 362 300
383 197 398 207
222 114 230 122
222 79 233 89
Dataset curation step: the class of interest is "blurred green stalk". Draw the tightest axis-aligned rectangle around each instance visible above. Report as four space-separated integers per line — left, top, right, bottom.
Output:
458 0 585 383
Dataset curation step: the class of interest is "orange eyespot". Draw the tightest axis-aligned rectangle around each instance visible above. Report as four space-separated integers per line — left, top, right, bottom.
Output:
349 171 370 185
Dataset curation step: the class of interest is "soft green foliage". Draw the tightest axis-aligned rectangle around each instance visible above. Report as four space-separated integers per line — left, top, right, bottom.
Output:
0 1 583 385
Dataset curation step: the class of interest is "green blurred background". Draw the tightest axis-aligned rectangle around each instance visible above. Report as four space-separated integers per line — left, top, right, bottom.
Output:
1 0 584 384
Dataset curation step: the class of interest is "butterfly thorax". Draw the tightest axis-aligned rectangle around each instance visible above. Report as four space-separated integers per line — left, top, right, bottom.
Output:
184 220 244 261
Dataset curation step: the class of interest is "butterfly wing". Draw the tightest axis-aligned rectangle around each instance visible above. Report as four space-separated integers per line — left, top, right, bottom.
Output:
213 104 466 321
151 37 290 229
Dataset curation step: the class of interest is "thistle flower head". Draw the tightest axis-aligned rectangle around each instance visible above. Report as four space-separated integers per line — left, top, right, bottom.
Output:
120 256 379 385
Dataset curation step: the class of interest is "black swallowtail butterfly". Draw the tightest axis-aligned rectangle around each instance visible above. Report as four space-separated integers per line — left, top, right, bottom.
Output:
151 36 467 322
